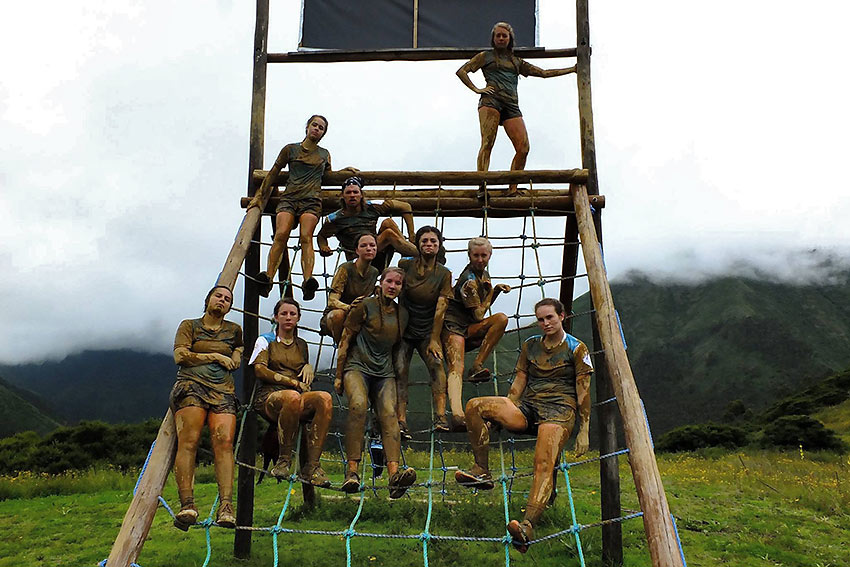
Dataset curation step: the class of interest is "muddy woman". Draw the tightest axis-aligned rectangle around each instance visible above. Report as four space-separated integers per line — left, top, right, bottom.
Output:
442 236 511 430
334 267 417 498
249 297 333 487
320 232 380 343
393 226 453 438
247 115 358 300
455 298 593 553
456 22 576 195
170 285 244 530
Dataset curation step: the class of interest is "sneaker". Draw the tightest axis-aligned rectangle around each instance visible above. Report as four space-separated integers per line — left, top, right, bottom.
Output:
216 500 236 529
399 421 412 441
174 500 198 531
465 366 492 383
301 463 331 488
455 468 494 490
341 470 361 494
506 519 533 553
270 457 292 479
255 272 273 298
302 277 320 301
388 467 417 499
433 414 450 433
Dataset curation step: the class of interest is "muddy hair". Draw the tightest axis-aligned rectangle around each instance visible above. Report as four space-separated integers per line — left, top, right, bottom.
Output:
377 267 406 339
414 225 447 265
490 21 515 51
204 285 233 313
534 297 565 317
305 114 329 139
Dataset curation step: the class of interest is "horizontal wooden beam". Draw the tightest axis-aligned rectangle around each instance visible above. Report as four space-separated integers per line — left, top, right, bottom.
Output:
268 47 577 64
252 169 588 188
240 188 605 218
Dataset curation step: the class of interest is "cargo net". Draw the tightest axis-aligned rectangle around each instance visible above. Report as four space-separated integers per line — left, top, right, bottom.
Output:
105 192 685 567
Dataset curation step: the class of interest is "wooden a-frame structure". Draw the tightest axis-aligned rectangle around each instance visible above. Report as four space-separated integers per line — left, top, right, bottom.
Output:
106 2 685 566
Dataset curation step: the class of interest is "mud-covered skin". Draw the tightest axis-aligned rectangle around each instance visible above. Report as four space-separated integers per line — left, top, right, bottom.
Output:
172 287 242 511
335 271 408 482
342 369 401 462
317 199 416 256
394 337 448 426
320 260 379 342
442 260 509 420
456 24 576 193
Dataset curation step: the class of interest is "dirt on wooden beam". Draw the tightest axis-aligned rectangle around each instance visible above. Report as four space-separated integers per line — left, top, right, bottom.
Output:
251 169 589 188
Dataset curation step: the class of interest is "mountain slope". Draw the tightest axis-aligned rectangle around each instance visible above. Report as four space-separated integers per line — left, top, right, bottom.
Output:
571 273 850 434
0 376 62 437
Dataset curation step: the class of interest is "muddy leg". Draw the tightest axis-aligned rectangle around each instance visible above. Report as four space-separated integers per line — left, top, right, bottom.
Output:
208 412 237 502
525 423 570 525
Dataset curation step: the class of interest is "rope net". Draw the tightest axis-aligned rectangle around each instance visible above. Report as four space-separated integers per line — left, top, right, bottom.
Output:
106 188 685 567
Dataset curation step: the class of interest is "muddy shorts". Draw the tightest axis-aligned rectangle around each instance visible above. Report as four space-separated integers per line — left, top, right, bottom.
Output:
478 94 523 125
276 195 322 218
516 399 575 435
170 379 238 415
441 317 484 351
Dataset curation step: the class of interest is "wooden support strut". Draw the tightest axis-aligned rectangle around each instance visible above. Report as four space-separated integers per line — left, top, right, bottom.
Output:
572 183 684 567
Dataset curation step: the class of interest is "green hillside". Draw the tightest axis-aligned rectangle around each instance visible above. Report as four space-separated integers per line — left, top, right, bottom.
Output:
570 273 850 434
0 376 61 437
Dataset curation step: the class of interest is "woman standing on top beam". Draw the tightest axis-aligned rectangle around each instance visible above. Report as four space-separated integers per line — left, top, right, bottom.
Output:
247 115 357 300
456 22 576 196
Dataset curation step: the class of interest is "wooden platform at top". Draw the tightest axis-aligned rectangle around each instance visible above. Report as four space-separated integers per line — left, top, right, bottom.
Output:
268 47 578 64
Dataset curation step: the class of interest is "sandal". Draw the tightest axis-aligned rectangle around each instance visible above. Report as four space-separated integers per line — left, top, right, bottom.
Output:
301 463 331 488
174 500 198 531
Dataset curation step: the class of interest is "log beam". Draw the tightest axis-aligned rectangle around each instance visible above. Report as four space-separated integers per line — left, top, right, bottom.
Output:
268 47 577 64
251 168 588 188
106 411 177 566
240 191 605 218
572 183 684 567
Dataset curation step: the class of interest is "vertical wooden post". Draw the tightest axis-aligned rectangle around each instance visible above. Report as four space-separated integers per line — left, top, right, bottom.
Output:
573 184 684 567
574 1 621 563
234 0 269 559
558 215 580 332
589 210 623 566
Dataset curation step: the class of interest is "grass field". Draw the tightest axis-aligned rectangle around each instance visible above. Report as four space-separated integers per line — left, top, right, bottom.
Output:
1 448 848 567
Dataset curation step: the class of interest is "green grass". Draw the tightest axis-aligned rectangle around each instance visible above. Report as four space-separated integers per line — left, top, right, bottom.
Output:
1 449 849 567
815 399 850 446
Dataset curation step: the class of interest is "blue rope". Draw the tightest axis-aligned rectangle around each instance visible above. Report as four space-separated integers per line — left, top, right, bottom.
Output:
671 513 688 566
561 460 586 566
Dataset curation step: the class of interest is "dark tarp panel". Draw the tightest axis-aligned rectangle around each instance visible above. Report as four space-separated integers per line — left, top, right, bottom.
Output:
300 0 537 50
417 0 536 49
300 0 414 49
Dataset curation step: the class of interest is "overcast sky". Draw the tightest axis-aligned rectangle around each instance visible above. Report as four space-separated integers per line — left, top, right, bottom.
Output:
2 1 849 364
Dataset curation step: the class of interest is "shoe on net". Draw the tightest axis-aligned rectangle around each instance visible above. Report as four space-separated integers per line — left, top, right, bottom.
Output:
255 272 274 298
301 463 331 488
216 500 236 529
507 519 533 553
174 500 198 531
270 457 292 479
388 467 417 499
465 366 492 383
454 468 494 490
341 470 361 494
433 414 450 433
302 277 320 301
